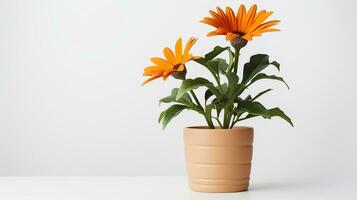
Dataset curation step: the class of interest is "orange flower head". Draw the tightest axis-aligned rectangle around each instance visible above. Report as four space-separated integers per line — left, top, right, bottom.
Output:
142 37 199 85
201 4 280 42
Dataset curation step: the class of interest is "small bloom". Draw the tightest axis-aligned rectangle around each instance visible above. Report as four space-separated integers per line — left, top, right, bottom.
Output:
142 37 199 85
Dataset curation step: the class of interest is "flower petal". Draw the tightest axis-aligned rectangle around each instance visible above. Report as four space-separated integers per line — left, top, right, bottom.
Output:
237 4 246 32
207 27 228 36
163 71 172 80
226 32 239 41
163 47 176 65
175 37 183 63
216 7 230 29
246 11 273 33
251 20 280 33
150 57 172 69
209 10 225 27
142 75 162 85
183 37 197 61
143 66 166 76
251 28 280 37
163 68 173 76
226 7 236 31
201 17 220 27
242 4 257 32
241 34 253 41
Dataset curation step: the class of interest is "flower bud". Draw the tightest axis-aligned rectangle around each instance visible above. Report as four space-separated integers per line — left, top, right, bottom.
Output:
171 67 187 80
230 37 248 49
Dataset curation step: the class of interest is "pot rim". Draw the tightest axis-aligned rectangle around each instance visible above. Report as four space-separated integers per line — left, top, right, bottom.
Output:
185 126 253 132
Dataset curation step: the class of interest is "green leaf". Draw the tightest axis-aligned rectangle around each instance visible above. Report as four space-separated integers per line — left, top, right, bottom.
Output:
235 99 270 118
207 60 220 75
219 83 228 94
206 58 229 75
215 58 229 74
242 54 280 84
271 61 280 70
159 88 192 105
158 111 166 123
197 58 229 77
194 59 218 77
194 46 229 66
194 46 231 78
177 78 220 100
223 83 246 109
241 107 294 127
204 89 214 105
204 104 214 127
223 72 245 108
215 103 223 117
268 107 294 127
159 104 188 129
225 72 239 85
251 89 273 101
244 95 252 101
194 57 207 66
249 73 289 89
205 46 229 61
227 48 234 70
225 72 239 95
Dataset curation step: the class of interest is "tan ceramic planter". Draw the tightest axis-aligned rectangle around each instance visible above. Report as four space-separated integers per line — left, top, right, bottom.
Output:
184 126 254 193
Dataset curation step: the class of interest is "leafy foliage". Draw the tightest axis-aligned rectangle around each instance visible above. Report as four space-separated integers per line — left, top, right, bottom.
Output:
251 89 273 101
268 107 294 127
242 54 280 84
158 104 188 129
235 98 271 118
158 45 293 129
249 73 289 89
159 88 192 105
177 78 220 100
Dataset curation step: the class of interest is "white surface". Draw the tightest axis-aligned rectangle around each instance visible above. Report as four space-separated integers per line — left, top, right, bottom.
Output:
0 176 355 200
0 0 357 177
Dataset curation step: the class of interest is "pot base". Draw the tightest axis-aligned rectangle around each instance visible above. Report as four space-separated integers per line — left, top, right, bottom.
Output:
189 182 249 193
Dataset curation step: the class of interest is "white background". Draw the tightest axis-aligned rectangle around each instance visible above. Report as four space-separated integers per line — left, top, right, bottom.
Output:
0 0 356 182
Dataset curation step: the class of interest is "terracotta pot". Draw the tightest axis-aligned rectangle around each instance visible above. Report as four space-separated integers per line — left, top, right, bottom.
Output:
184 126 254 193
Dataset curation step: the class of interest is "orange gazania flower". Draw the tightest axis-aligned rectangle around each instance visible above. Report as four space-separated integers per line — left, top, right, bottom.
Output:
142 37 199 85
201 4 280 41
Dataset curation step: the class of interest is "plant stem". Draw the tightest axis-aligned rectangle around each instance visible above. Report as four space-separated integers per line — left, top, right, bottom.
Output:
205 116 215 129
237 115 256 122
210 72 223 94
223 112 229 128
233 47 241 74
229 115 237 129
190 90 214 129
212 116 223 128
190 91 203 111
224 47 241 129
230 113 255 128
204 65 223 94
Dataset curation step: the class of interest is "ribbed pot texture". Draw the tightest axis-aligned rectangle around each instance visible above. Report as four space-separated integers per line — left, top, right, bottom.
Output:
184 126 254 193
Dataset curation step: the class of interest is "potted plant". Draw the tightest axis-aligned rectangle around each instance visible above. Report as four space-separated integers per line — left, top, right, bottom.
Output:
142 4 293 193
